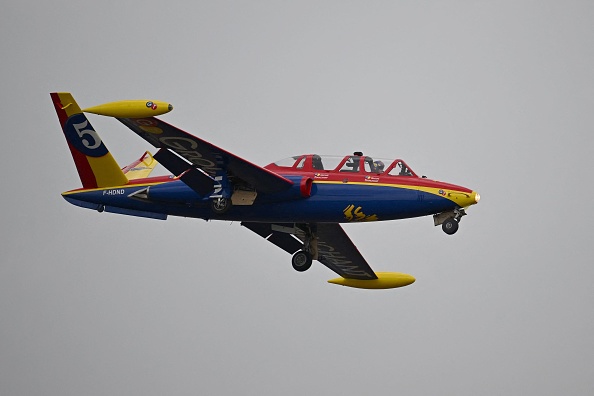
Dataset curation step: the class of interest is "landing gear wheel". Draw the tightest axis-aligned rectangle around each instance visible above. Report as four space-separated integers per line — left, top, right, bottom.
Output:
292 251 313 272
211 197 231 214
442 217 459 235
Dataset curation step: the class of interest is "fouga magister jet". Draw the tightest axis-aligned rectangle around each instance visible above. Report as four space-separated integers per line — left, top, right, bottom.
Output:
51 92 480 290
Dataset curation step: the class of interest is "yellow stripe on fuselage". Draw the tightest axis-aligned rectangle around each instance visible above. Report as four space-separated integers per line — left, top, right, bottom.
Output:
314 180 418 189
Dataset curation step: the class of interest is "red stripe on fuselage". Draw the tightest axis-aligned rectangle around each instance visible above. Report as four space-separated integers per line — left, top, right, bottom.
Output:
276 170 472 193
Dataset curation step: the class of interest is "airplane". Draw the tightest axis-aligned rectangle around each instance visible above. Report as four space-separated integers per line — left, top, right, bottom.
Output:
51 92 480 290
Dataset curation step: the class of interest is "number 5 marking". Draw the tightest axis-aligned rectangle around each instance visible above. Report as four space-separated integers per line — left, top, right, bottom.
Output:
73 120 102 150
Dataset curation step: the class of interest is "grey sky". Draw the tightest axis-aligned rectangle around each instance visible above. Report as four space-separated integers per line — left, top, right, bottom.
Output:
2 1 593 395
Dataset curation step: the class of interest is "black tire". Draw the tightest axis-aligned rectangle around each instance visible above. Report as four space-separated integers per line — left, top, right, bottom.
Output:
211 197 231 214
292 251 313 272
442 218 459 235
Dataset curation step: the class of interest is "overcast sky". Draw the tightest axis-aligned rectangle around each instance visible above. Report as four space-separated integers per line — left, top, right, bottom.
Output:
2 1 594 395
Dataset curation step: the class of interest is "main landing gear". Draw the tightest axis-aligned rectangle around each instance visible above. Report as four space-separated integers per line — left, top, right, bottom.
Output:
292 251 313 272
434 208 466 235
291 224 318 272
211 197 231 214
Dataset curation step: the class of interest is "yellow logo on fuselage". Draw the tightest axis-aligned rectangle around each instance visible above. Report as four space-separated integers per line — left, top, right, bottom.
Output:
343 204 378 222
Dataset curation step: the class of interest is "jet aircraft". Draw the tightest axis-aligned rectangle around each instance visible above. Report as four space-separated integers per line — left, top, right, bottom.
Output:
51 92 480 289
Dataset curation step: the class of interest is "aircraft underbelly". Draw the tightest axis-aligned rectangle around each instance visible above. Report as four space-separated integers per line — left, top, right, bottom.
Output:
219 183 456 223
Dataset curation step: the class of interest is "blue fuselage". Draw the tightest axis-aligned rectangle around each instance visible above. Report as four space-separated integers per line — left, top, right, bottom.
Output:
63 175 467 224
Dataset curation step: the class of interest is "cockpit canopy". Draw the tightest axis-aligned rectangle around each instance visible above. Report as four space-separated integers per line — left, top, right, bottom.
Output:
269 154 418 177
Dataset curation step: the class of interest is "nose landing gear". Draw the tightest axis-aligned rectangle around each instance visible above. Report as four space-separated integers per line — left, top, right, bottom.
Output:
442 217 459 235
434 208 466 235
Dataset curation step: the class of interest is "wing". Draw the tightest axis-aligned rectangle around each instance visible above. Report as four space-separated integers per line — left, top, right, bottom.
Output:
118 117 293 194
241 222 378 280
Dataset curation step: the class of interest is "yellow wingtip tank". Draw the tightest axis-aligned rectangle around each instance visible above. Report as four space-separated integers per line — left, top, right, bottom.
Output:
83 100 173 118
328 272 416 289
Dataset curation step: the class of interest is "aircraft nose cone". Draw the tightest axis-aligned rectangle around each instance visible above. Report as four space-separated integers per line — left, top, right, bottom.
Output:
463 190 480 207
447 190 480 207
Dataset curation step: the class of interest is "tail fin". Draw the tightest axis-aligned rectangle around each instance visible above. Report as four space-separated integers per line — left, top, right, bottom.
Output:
51 92 128 188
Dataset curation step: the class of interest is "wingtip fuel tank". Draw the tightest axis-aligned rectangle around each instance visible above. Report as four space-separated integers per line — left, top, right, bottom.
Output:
328 272 416 289
83 100 173 118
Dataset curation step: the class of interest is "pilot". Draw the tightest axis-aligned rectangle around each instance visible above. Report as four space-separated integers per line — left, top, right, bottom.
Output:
400 164 411 176
312 155 324 170
372 160 384 173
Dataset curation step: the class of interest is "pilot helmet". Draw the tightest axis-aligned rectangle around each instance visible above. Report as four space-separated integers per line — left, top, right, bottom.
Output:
373 160 384 172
